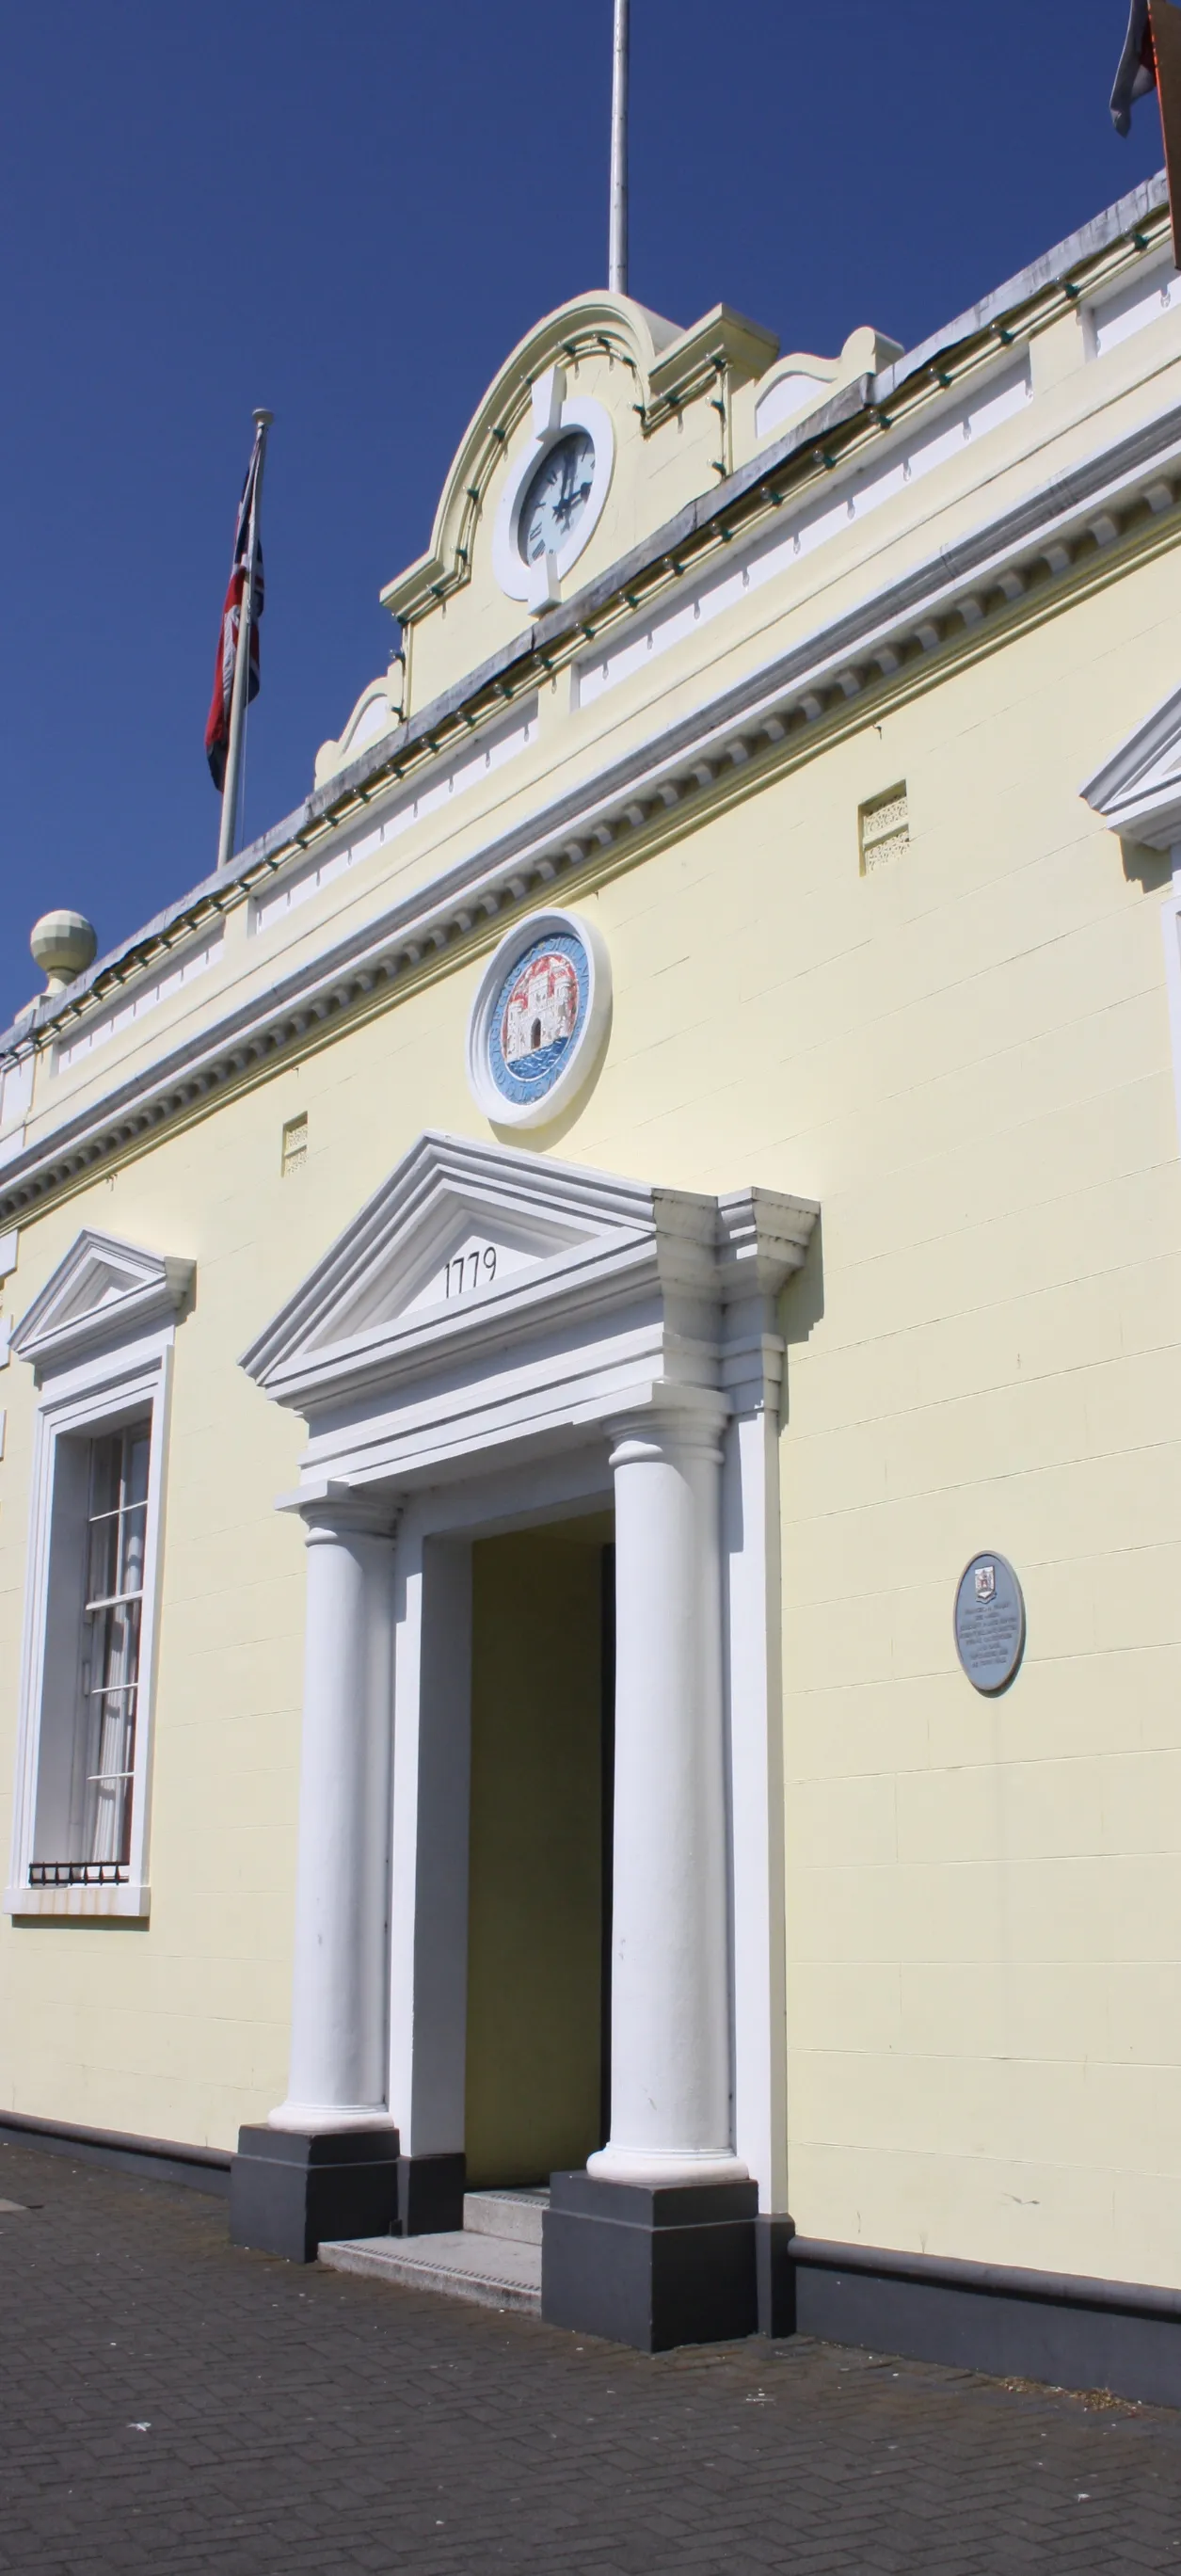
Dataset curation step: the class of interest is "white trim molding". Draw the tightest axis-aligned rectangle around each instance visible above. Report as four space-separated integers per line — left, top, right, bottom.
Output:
6 1232 191 1922
1160 888 1181 1159
7 384 1181 1236
1 172 1173 1140
243 1130 817 2205
1081 687 1181 1161
12 1231 194 1379
1081 679 1181 850
241 1128 817 1479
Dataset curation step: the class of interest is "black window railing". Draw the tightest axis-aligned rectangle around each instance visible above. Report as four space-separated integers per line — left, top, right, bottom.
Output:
28 1861 129 1887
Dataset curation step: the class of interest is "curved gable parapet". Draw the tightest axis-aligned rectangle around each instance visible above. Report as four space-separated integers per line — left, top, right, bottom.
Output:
742 325 903 450
314 669 406 791
376 290 787 717
380 294 685 632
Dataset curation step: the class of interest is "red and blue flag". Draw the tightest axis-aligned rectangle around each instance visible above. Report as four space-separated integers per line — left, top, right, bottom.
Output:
1112 1 1181 267
205 440 265 792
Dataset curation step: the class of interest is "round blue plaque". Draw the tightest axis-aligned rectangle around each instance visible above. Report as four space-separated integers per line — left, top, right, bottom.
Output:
954 1552 1026 1695
467 907 612 1130
487 931 589 1110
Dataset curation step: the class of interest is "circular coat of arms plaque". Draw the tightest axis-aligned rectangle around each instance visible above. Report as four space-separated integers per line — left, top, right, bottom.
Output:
954 1552 1026 1695
467 908 612 1129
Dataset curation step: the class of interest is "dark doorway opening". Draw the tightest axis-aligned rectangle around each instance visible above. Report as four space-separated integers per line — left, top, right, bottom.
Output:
465 1515 614 2187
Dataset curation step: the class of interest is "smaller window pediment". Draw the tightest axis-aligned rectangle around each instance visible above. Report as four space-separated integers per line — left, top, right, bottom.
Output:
13 1231 194 1376
1082 680 1181 850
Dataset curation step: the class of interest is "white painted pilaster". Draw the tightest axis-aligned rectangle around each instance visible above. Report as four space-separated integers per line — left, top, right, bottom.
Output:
714 1192 816 2213
1163 846 1181 1157
590 1398 747 2188
269 1491 398 2133
387 1524 473 2158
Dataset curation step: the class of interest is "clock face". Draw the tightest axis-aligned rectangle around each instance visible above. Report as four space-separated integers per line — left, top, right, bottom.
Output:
519 428 596 566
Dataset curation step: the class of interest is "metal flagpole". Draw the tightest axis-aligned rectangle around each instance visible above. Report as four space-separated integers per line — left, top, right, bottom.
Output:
216 408 274 873
1150 0 1181 269
609 0 629 295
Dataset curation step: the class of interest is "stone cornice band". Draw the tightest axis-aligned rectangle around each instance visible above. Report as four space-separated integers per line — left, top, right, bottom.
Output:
2 388 1180 1227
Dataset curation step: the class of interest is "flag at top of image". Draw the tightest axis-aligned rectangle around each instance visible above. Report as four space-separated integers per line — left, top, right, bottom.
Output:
1112 0 1181 264
205 436 265 792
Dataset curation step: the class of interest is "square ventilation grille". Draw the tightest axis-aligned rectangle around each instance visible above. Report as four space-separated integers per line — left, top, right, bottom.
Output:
281 1113 308 1178
859 783 909 874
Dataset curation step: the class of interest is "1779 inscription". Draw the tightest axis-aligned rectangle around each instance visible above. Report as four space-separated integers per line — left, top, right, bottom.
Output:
440 1245 498 1299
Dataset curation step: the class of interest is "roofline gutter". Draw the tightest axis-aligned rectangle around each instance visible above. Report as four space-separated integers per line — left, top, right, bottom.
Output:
1 168 1171 1065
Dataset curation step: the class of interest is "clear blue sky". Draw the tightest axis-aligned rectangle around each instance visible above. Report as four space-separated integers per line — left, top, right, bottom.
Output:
0 2 1164 1029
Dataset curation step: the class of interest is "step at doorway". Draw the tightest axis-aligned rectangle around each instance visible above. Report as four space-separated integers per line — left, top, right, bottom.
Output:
318 2188 547 2314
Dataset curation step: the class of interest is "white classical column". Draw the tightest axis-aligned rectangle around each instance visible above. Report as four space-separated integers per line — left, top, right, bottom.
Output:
589 1400 747 2188
269 1491 398 2133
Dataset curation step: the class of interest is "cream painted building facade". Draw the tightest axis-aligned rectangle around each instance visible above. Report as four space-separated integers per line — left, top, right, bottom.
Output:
4 171 1181 2379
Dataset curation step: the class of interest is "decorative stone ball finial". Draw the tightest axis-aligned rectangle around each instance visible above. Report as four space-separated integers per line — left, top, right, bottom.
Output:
30 910 98 997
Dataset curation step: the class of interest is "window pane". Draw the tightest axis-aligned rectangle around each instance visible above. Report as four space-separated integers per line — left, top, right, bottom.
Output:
86 1684 136 1866
125 1432 151 1512
87 1500 119 1605
119 1499 148 1599
30 1414 154 1884
81 1427 150 1868
84 1594 141 1864
88 1434 121 1522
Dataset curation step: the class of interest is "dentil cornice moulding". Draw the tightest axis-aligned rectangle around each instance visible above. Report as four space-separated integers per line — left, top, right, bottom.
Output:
5 378 1181 1239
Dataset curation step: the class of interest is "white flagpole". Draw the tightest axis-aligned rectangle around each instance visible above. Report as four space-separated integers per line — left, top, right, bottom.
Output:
609 0 630 295
216 408 273 873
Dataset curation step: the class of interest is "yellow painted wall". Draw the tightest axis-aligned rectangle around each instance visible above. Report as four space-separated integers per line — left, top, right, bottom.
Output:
0 429 1178 2291
464 1526 606 2188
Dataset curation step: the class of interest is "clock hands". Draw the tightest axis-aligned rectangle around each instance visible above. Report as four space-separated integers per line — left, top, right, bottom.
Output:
520 431 595 561
552 477 591 525
552 450 591 528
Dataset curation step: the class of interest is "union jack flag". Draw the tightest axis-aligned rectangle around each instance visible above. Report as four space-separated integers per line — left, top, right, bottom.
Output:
1112 0 1181 268
205 436 264 792
1111 0 1157 130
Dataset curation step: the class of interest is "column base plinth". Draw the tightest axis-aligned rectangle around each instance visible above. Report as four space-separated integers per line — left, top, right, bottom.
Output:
396 2152 466 2236
757 2216 797 2337
541 2168 759 2352
230 2123 401 2264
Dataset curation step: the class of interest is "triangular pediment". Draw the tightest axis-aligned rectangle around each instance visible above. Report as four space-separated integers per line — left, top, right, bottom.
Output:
241 1130 709 1401
13 1230 195 1373
1082 680 1181 848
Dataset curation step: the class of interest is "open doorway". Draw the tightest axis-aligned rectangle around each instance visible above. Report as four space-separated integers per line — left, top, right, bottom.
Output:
464 1513 614 2188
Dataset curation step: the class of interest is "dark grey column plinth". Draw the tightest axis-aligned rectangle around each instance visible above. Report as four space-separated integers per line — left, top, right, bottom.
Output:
757 2216 797 2337
230 2124 400 2264
541 2170 759 2351
397 2152 466 2236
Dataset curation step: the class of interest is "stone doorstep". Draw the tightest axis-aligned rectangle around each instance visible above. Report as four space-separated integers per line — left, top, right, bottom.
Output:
318 2188 548 2316
463 2188 548 2247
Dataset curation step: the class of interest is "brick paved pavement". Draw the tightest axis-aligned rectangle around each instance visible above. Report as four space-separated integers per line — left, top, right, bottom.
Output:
2 2138 1180 2574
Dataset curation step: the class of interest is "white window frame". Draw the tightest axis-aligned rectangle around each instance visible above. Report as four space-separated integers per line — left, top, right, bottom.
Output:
6 1328 174 1921
1163 866 1181 1160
